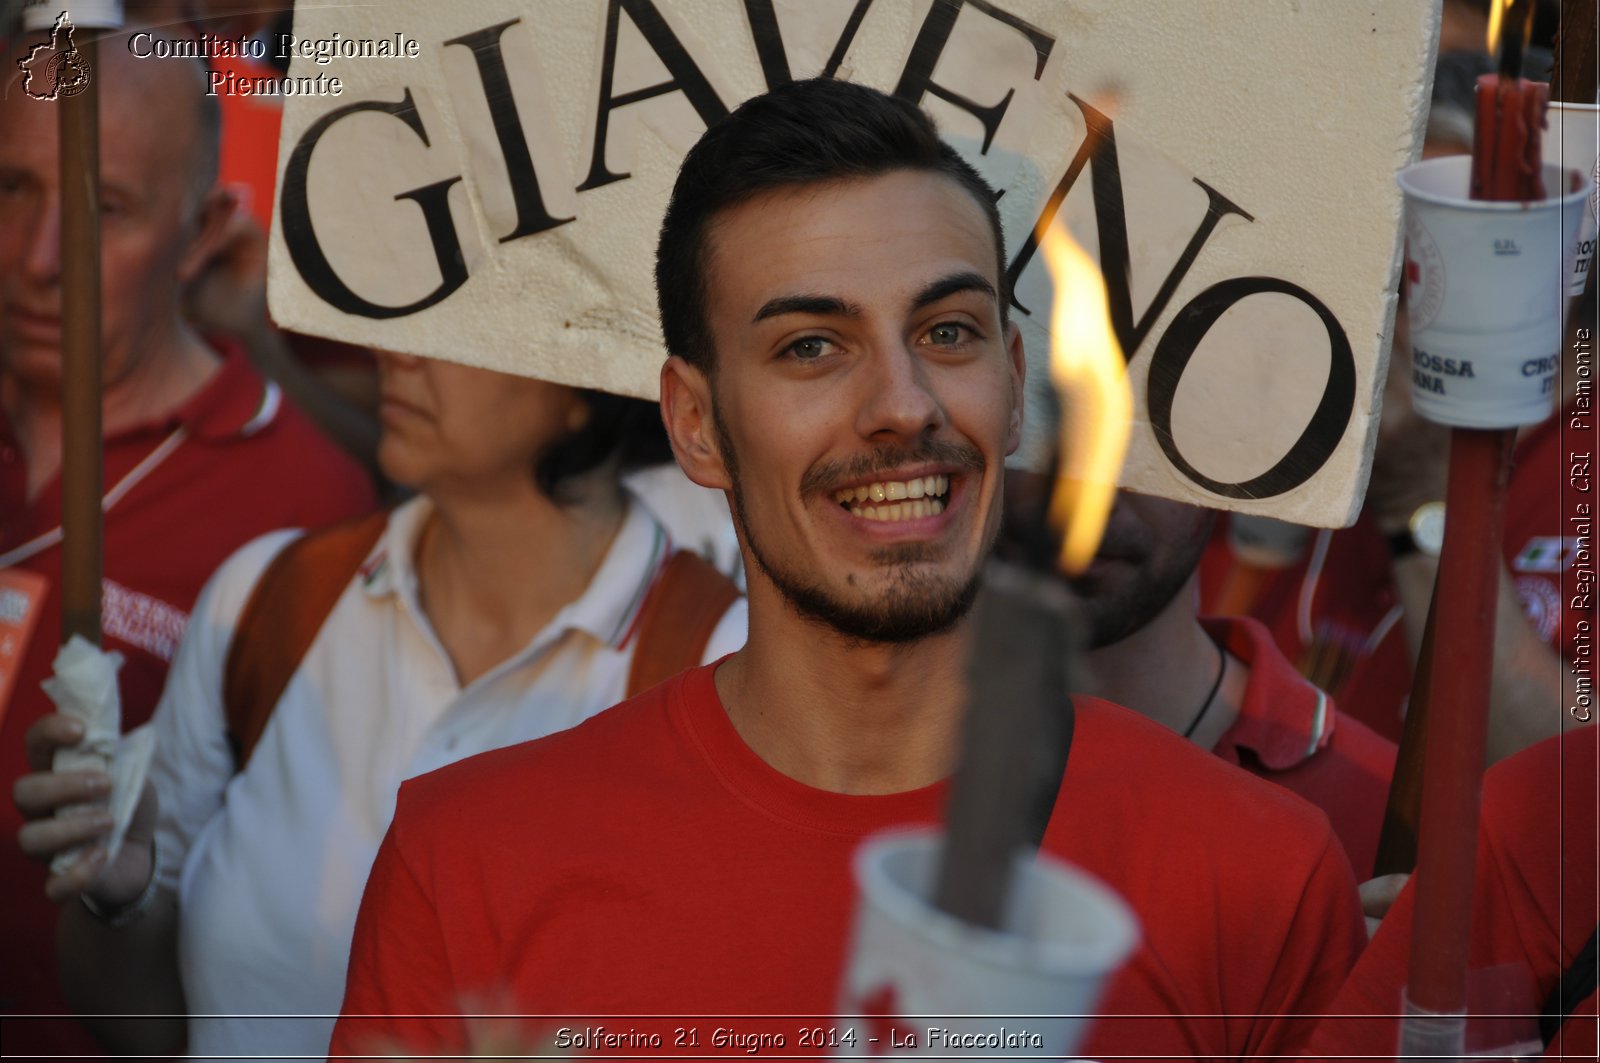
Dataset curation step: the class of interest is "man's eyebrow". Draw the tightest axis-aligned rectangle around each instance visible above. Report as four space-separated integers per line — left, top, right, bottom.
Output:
910 271 997 311
752 294 863 324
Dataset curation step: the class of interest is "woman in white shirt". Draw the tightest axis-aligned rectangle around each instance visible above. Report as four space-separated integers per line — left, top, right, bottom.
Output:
14 353 745 1059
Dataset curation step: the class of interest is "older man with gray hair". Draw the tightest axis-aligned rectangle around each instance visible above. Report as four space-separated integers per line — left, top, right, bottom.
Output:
0 28 372 1055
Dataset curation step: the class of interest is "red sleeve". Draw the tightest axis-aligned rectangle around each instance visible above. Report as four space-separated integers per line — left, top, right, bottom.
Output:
1306 878 1413 1059
331 809 466 1059
1240 831 1369 1058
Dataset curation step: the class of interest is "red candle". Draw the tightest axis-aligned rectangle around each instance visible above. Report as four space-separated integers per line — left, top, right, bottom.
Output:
1471 73 1548 202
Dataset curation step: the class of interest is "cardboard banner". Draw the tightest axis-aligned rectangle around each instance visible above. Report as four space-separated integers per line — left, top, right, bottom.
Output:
266 0 1439 527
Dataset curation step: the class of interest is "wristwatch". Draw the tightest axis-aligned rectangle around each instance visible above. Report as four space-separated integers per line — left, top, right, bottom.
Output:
1387 500 1446 559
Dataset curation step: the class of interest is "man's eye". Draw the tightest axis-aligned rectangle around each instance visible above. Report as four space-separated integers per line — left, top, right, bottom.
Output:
924 322 971 346
786 336 833 361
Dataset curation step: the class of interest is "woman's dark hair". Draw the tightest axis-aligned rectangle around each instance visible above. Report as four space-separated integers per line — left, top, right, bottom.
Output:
534 390 672 503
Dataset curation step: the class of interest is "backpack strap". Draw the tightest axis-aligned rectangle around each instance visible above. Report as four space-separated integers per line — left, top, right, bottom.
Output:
1541 922 1600 1047
223 511 388 770
625 550 740 698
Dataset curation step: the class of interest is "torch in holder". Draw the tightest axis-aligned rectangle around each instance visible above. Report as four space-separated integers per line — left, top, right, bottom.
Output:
21 0 156 875
833 219 1141 1057
1391 2 1592 1054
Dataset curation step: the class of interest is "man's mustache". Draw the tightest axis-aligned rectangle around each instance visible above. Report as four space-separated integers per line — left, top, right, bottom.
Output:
799 440 985 497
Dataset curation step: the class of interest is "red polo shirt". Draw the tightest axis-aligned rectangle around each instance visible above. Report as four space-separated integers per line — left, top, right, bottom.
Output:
1200 398 1594 744
1203 616 1397 878
0 347 374 1055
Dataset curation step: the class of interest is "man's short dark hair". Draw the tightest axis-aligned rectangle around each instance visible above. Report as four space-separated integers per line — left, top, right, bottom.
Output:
655 78 1007 374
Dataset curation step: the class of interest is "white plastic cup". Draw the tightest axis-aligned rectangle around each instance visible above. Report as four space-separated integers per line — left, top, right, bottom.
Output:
835 828 1140 1059
22 1 123 31
1397 157 1592 428
1544 102 1599 296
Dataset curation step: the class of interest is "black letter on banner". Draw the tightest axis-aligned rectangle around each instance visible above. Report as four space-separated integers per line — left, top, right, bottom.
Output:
1146 277 1356 499
744 0 877 88
445 19 575 243
894 0 1053 153
579 0 729 191
280 90 467 319
1007 94 1253 355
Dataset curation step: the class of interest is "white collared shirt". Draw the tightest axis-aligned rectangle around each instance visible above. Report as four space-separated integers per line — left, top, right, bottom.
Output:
147 495 746 1062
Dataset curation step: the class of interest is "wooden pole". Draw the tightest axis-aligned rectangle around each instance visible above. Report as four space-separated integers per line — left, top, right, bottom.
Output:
1404 427 1514 1016
935 561 1076 927
1401 0 1592 1030
1371 585 1437 877
58 31 102 646
1381 0 1598 889
934 465 1077 929
1550 0 1599 104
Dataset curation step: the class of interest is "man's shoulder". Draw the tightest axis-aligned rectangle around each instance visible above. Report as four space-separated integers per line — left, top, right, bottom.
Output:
218 380 368 481
181 350 371 486
1481 730 1595 857
180 357 375 522
1065 696 1364 1033
200 527 308 620
1069 695 1344 848
395 673 693 833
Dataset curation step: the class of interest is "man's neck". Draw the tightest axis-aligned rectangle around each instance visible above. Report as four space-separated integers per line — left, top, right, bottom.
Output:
100 329 221 436
1083 576 1244 747
3 328 220 502
716 582 970 796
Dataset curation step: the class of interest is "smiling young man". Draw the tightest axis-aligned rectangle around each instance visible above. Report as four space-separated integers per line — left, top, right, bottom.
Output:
331 79 1365 1060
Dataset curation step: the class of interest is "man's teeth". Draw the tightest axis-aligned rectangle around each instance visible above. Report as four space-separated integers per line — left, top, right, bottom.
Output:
848 499 945 521
834 475 950 520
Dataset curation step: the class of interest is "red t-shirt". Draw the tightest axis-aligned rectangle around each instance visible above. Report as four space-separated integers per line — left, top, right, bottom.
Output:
1205 616 1397 879
1200 399 1596 743
0 349 374 1054
332 663 1366 1061
1306 729 1598 1060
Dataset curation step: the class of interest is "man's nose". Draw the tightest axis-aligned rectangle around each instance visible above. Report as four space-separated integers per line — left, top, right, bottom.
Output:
854 340 946 442
375 348 423 372
21 202 62 285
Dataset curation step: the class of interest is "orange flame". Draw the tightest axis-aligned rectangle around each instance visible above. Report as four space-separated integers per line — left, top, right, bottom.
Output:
1486 0 1505 54
1038 219 1132 575
1486 0 1526 57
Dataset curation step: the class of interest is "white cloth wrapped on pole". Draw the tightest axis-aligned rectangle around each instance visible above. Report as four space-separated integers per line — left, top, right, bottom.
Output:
43 634 154 875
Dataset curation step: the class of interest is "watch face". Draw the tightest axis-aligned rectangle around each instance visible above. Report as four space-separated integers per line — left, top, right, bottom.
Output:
1412 501 1446 555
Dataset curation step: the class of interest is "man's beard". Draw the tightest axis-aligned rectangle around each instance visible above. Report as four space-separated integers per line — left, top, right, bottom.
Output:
1070 514 1213 650
1072 564 1196 649
714 414 987 645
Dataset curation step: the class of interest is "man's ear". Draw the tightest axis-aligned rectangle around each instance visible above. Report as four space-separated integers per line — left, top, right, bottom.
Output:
1003 319 1026 455
175 183 242 287
660 356 733 491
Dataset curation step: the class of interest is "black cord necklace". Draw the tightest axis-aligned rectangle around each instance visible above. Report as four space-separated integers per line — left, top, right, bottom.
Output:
1182 636 1228 740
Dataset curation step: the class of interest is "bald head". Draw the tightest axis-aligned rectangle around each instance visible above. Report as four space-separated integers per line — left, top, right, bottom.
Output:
3 25 219 214
0 23 234 396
